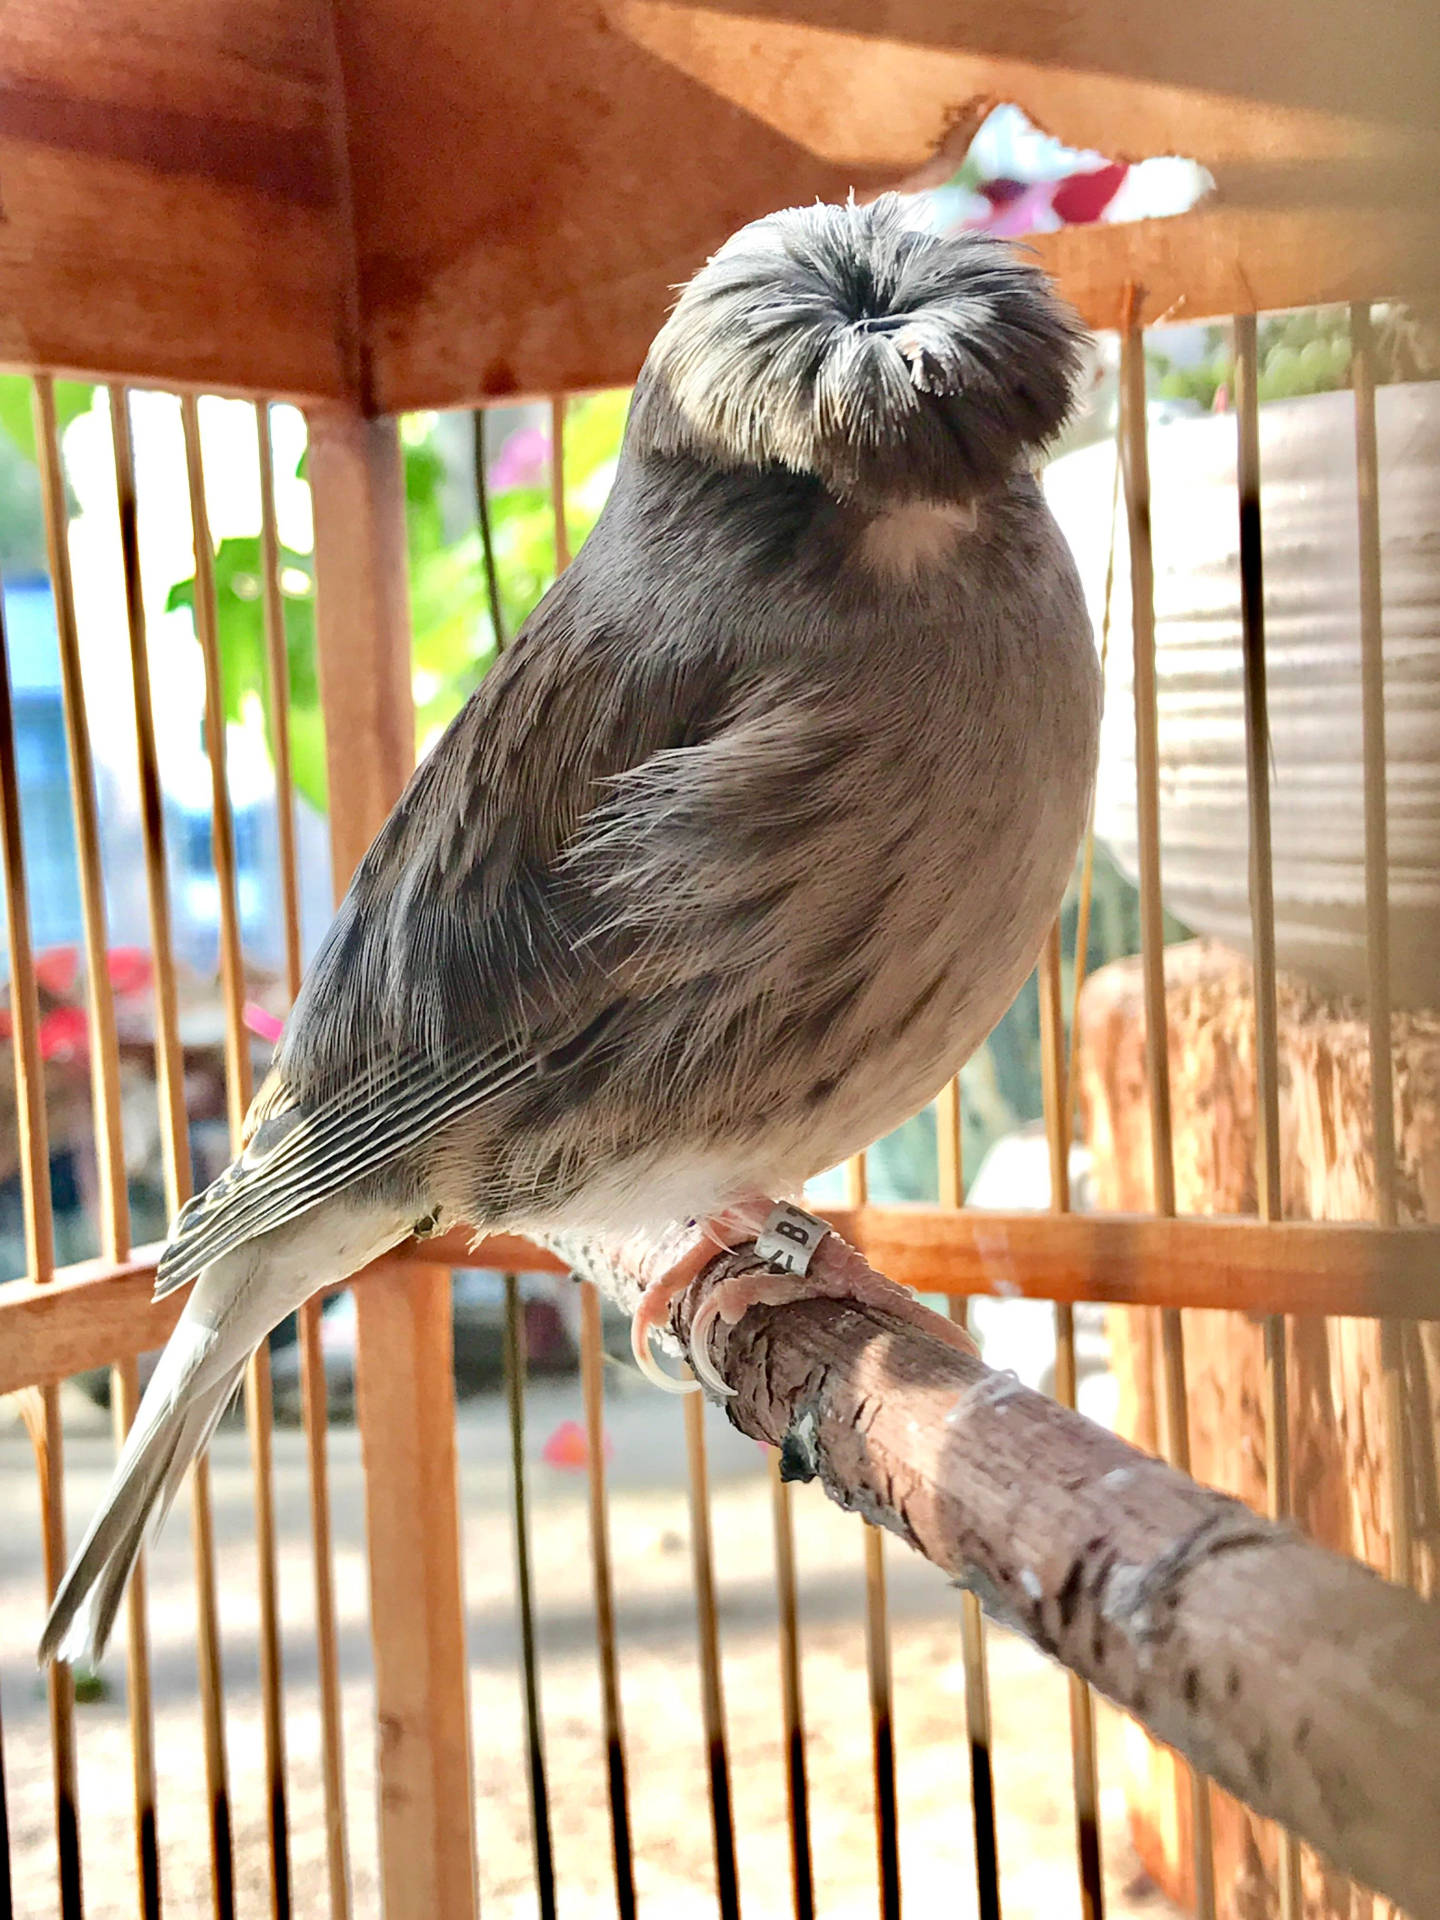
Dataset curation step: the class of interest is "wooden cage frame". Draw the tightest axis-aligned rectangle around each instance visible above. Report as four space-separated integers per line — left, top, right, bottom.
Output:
0 4 1438 1918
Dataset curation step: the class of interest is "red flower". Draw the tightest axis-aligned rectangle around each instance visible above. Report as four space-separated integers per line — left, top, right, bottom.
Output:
1051 163 1128 226
34 947 80 998
39 1005 89 1062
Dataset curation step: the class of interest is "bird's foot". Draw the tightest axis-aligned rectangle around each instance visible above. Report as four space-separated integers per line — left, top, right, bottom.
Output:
633 1200 980 1399
628 1196 772 1394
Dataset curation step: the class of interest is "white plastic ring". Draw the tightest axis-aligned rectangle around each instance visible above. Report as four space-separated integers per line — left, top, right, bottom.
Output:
755 1202 829 1278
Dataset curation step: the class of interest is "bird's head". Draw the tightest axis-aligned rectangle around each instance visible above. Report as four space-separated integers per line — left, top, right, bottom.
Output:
627 195 1085 510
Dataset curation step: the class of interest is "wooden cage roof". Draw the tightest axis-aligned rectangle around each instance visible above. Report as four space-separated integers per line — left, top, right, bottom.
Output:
2 0 1437 410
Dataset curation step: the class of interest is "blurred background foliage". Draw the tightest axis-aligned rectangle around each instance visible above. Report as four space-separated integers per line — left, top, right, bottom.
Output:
162 391 632 811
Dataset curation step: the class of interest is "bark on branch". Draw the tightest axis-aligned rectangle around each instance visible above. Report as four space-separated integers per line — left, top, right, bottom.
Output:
554 1229 1440 1917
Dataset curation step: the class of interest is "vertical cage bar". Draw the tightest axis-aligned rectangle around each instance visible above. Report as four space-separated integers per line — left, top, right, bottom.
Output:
111 387 234 1919
182 393 295 1920
38 1382 83 1920
255 403 304 1003
579 1283 637 1920
34 375 130 1260
38 372 164 1920
863 1526 900 1920
502 412 558 1915
847 1156 900 1919
113 1361 162 1919
108 388 192 1213
0 589 55 1283
471 412 507 652
257 399 353 1918
1118 326 1216 1920
550 398 571 573
0 577 83 1920
189 1455 235 1920
247 1345 291 1920
179 395 251 1131
1038 927 1105 1920
935 1080 1001 1920
683 1393 741 1920
309 410 478 1920
767 1454 814 1920
297 1300 351 1919
1351 304 1416 1594
1233 315 1302 1920
504 1277 558 1919
0 1684 12 1920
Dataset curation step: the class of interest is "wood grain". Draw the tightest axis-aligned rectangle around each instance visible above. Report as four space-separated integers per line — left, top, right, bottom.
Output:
3 1210 1437 1398
668 1260 1440 1920
0 0 353 398
352 1264 478 1920
307 405 416 883
310 410 477 1918
3 0 1437 400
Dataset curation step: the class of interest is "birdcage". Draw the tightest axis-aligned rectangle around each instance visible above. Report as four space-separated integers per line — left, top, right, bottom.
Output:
0 6 1437 1920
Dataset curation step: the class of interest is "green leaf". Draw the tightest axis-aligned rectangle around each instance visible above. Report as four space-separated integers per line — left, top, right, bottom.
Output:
0 375 92 464
166 535 325 808
160 403 635 813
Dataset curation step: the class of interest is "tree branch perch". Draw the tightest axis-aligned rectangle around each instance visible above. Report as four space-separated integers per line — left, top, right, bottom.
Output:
553 1226 1440 1917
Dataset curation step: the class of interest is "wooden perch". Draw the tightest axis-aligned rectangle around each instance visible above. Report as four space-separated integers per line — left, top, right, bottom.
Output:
558 1228 1440 1918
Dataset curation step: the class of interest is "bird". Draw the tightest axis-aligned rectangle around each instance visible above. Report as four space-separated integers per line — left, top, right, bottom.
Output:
40 192 1100 1667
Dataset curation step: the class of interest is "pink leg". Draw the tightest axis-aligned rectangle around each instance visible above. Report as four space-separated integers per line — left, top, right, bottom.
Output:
631 1200 979 1397
628 1197 772 1393
688 1229 979 1396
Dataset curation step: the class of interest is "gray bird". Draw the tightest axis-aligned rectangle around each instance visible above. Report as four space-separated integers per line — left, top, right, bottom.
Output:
41 193 1099 1666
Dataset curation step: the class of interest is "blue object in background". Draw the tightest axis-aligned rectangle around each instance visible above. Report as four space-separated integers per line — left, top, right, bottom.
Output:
2 575 84 957
0 571 288 980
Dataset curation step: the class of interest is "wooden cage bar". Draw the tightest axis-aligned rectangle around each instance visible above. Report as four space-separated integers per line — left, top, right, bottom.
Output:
1232 311 1302 1920
36 368 167 1920
767 1451 815 1920
114 385 238 1920
579 1280 638 1919
4 1211 1440 1401
844 1152 906 1919
1039 925 1106 1920
1119 317 1218 1920
683 1390 742 1920
0 580 81 1919
1350 302 1419 1607
254 393 353 1920
182 391 297 1920
502 1274 558 1919
935 1076 1002 1920
308 410 478 1920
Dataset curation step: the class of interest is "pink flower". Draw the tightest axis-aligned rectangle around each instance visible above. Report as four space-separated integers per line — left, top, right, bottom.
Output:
489 425 550 492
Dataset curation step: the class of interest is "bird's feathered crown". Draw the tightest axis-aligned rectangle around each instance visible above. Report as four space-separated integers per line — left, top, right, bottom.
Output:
628 194 1086 506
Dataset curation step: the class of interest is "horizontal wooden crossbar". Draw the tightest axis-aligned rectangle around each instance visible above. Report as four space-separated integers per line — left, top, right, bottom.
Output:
1 1208 1436 1397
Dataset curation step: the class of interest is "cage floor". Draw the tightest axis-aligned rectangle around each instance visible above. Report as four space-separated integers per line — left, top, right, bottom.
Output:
0 1375 1177 1920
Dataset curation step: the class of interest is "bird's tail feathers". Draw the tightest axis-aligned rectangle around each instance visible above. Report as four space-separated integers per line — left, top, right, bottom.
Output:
38 1318 244 1668
39 1194 411 1668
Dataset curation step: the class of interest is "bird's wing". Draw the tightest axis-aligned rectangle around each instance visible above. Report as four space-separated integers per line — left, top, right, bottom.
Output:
153 566 758 1297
